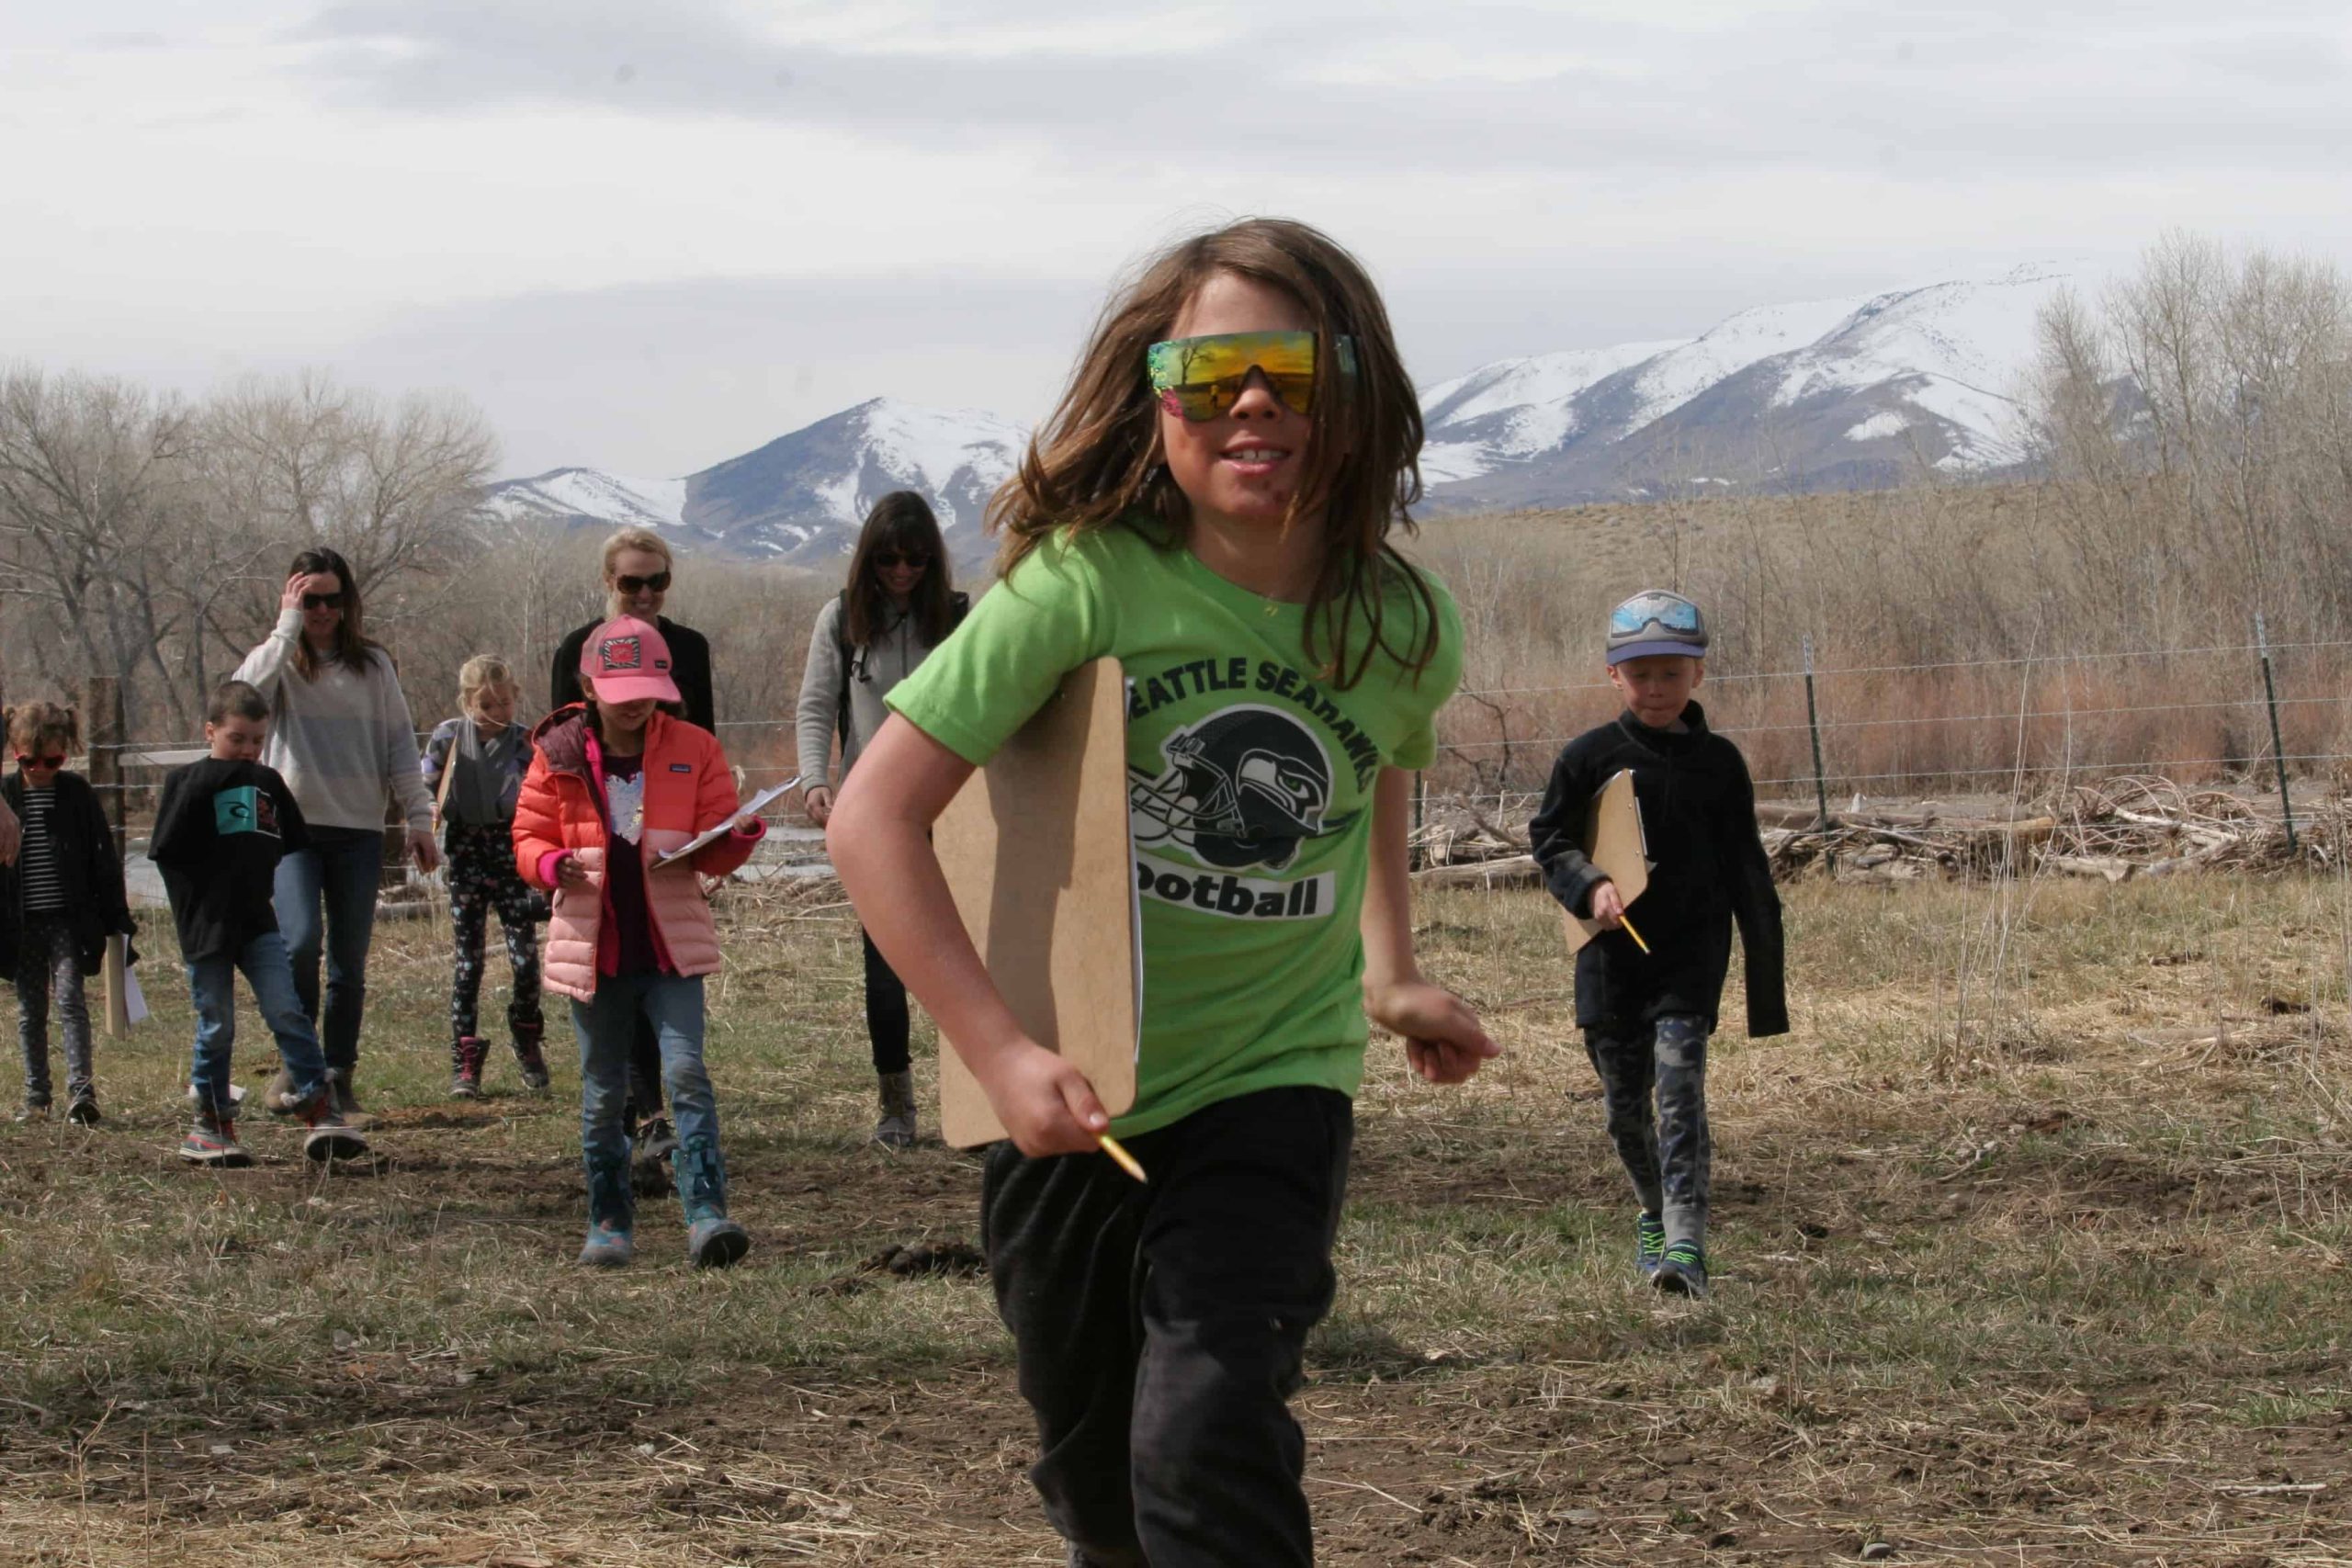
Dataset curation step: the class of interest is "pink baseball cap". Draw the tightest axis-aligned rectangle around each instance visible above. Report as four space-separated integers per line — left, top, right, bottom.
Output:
580 615 683 705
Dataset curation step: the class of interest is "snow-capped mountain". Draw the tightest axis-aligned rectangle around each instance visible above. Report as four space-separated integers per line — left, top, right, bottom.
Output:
481 398 1024 567
482 262 2103 553
1419 261 2101 508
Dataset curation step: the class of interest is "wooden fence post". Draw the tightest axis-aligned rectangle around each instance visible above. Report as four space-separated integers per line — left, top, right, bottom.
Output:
81 675 131 1037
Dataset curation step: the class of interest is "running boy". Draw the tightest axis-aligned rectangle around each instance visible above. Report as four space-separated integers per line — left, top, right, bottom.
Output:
153 682 369 1167
830 218 1497 1567
1528 590 1786 1298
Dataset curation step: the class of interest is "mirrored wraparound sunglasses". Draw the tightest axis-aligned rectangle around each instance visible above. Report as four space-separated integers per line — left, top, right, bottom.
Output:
300 592 345 611
1609 592 1704 637
616 571 672 594
1146 331 1357 423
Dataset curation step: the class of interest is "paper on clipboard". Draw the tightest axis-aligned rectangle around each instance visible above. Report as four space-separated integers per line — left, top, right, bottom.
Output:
1562 768 1651 953
124 962 150 1025
652 776 799 865
934 659 1140 1149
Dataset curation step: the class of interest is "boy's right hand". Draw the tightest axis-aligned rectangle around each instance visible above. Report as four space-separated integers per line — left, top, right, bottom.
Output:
802 785 833 826
984 1040 1113 1157
1588 879 1625 929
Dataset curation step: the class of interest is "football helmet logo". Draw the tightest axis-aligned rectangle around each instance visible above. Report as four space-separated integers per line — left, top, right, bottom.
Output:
1129 705 1352 872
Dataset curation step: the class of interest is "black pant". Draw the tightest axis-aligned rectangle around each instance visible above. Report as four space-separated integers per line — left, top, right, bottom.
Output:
862 927 910 1075
982 1086 1353 1568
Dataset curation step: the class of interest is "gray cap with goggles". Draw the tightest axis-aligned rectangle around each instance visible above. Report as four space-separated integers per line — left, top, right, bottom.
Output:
1606 589 1709 665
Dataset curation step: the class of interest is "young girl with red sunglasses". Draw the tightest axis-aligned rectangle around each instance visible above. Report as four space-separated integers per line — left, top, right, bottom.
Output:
1 702 132 1124
829 219 1498 1568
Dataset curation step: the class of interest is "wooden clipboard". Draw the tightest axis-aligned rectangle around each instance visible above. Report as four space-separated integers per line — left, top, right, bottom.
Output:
1561 768 1650 953
934 658 1140 1148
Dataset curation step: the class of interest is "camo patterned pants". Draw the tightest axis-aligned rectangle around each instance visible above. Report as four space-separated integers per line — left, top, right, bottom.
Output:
1584 1013 1711 1251
447 824 544 1045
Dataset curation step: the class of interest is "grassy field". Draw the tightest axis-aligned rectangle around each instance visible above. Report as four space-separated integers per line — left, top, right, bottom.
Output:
4 871 2348 1565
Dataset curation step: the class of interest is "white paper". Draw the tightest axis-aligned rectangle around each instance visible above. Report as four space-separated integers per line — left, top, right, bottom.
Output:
652 776 800 865
124 964 150 1025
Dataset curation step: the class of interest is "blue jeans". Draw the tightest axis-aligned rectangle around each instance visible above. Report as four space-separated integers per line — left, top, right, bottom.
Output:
571 973 720 1173
187 931 330 1119
274 826 383 1073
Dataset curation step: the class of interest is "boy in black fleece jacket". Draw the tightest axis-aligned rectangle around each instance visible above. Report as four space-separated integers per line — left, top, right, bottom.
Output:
1528 590 1786 1298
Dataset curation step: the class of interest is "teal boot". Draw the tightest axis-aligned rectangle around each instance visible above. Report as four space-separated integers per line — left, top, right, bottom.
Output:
578 1153 635 1268
675 1139 751 1269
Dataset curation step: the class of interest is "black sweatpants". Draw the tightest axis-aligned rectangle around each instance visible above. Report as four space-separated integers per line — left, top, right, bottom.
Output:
862 927 911 1075
981 1085 1353 1568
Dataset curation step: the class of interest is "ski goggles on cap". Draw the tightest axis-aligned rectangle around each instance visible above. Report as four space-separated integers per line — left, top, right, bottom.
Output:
1146 331 1356 422
1606 590 1709 663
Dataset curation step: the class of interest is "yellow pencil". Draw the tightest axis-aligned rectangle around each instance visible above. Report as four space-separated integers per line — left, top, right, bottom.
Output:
1619 914 1653 955
1098 1133 1148 1184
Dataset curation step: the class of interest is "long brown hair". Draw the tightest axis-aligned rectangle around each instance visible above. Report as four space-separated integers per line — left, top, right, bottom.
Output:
842 491 956 648
288 547 381 680
988 218 1438 690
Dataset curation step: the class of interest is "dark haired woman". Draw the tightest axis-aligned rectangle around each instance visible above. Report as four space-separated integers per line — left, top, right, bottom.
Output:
794 491 965 1147
232 547 438 1121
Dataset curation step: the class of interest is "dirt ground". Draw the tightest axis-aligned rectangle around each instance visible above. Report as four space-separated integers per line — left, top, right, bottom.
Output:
5 876 2350 1564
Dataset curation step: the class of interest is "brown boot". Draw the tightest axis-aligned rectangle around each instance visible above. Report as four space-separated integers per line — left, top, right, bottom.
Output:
873 1070 918 1150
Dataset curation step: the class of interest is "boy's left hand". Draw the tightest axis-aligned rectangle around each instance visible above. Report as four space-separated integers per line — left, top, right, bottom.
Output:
1368 979 1500 1085
407 828 441 874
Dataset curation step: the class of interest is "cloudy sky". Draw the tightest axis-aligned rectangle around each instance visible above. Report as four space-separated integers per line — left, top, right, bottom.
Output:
7 2 2349 476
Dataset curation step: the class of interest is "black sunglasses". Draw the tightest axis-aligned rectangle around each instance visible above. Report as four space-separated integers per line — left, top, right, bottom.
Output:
616 571 672 594
300 592 345 611
873 552 931 570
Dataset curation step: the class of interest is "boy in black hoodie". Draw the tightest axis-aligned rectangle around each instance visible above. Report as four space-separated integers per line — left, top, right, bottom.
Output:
1529 591 1786 1298
152 682 368 1168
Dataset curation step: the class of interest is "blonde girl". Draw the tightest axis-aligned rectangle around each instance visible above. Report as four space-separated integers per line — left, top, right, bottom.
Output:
422 656 547 1098
3 702 131 1123
829 218 1498 1567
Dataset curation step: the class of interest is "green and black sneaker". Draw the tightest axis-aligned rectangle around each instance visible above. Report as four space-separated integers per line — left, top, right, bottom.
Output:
1654 1240 1709 1298
1634 1213 1668 1278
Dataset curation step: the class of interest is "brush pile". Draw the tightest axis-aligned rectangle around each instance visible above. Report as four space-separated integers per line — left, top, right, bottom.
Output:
1409 777 2352 888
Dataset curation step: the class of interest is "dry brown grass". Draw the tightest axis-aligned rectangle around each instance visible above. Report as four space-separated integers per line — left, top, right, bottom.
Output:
4 868 2349 1563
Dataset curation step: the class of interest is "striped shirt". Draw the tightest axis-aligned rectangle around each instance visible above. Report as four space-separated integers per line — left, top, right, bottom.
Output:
17 785 64 913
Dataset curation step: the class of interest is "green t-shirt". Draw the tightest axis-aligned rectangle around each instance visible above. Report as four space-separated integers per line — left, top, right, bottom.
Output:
887 521 1464 1136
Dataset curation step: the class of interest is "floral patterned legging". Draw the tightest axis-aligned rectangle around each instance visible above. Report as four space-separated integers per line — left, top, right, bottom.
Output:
446 824 545 1044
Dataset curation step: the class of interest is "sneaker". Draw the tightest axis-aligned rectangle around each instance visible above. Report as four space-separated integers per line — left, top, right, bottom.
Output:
512 1032 550 1092
65 1095 101 1126
262 1067 303 1116
1634 1213 1667 1278
449 1037 487 1100
687 1216 751 1269
633 1116 678 1168
296 1084 370 1163
178 1112 252 1168
578 1222 635 1268
1654 1241 1709 1299
14 1100 51 1124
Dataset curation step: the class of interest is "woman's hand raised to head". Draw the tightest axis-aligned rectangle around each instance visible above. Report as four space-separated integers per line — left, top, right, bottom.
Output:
279 571 340 611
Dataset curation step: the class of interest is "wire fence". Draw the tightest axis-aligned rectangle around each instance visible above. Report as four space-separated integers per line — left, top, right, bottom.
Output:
58 619 2352 853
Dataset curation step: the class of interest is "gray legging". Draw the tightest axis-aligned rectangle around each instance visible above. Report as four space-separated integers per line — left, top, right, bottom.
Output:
14 915 92 1106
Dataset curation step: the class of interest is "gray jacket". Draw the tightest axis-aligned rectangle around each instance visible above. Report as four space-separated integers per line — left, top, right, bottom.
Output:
796 595 945 789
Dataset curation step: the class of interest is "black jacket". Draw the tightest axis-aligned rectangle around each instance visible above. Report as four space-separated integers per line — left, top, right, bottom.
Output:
0 772 133 981
1528 701 1788 1037
550 616 715 733
150 759 311 964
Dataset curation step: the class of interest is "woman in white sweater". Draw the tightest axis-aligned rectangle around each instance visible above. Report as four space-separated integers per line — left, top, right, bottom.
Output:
794 492 965 1148
233 547 439 1120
